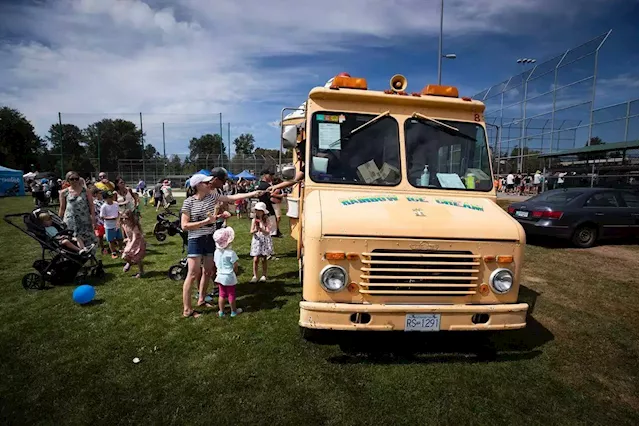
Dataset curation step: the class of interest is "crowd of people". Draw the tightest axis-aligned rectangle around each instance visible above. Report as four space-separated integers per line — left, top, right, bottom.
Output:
44 167 299 319
495 170 545 195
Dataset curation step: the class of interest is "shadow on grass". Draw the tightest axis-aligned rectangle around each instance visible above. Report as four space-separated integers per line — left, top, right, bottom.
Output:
527 234 638 249
237 250 297 261
140 270 169 279
79 298 105 307
236 281 300 313
322 316 553 365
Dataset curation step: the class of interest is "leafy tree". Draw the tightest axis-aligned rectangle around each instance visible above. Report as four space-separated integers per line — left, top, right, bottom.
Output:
143 144 161 160
46 123 94 175
0 107 46 172
189 133 225 161
167 154 183 174
578 137 607 161
84 119 143 172
253 147 281 158
233 133 255 155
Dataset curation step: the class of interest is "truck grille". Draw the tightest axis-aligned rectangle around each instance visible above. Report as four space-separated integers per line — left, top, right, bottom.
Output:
360 249 480 296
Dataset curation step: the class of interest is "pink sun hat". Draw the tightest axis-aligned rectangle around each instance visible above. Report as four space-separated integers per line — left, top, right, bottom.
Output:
213 227 235 249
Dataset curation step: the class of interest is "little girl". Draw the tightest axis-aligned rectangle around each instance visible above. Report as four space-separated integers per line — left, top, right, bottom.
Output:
213 227 241 317
121 209 146 278
250 202 273 283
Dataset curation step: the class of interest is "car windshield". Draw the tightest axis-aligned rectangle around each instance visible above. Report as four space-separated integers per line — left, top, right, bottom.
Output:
405 117 492 191
309 111 401 186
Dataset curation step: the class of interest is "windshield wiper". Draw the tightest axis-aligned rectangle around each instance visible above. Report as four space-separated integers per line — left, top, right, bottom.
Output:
327 110 390 149
411 112 476 142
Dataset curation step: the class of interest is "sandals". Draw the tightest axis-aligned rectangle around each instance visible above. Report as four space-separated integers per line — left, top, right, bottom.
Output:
197 301 215 309
183 310 201 318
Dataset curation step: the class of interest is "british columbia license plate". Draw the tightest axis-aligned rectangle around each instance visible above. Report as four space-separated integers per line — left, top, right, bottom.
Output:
405 314 441 332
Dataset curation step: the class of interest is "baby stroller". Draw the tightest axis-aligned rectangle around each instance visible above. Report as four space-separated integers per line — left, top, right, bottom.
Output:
166 226 189 281
153 210 182 242
4 208 104 290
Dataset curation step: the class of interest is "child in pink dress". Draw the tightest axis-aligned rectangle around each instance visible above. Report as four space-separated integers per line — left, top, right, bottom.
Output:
121 209 146 278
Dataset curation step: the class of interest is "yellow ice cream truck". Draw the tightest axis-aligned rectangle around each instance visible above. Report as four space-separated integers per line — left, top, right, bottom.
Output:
279 73 528 341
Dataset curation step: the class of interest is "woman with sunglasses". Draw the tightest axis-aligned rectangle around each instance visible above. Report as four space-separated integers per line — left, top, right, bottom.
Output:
181 169 263 318
59 170 97 250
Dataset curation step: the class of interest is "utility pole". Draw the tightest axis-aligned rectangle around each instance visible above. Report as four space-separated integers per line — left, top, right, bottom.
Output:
139 112 145 181
219 113 223 169
162 122 166 177
227 122 231 171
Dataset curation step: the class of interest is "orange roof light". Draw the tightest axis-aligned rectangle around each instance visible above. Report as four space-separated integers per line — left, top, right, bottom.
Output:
331 75 368 90
421 84 459 98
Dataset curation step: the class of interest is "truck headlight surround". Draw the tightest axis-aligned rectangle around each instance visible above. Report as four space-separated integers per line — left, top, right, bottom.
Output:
319 265 348 293
489 268 513 294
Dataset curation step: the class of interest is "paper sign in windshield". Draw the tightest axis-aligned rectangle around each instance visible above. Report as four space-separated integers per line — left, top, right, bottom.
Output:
318 122 341 150
436 173 466 189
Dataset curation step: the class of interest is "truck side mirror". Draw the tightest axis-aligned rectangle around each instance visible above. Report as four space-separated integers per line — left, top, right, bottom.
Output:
282 125 297 148
282 165 296 180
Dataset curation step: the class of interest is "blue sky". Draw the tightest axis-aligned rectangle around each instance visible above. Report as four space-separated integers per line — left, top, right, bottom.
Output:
0 0 637 158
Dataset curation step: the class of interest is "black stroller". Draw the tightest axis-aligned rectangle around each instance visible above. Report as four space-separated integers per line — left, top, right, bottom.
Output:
166 226 189 281
4 208 104 290
153 209 182 242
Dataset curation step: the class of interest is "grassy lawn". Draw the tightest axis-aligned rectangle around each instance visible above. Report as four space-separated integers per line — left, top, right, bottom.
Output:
0 196 637 425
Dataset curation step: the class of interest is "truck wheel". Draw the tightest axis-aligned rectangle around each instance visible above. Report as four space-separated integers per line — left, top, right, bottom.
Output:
572 225 597 248
300 327 333 345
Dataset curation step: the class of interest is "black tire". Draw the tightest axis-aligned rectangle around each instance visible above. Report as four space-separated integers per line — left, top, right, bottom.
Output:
94 266 105 279
155 232 167 242
22 273 45 290
300 327 334 345
74 274 88 286
572 225 597 248
168 265 187 281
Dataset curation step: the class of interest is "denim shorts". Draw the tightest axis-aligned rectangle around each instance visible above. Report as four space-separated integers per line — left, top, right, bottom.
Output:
187 235 215 258
105 227 123 242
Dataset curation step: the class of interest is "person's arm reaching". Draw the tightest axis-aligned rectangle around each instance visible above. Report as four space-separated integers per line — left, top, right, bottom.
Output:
269 170 304 192
218 190 264 203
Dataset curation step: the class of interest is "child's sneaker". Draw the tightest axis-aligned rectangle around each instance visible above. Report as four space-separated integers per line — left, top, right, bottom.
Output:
218 310 224 318
250 276 257 283
259 276 267 282
111 252 118 259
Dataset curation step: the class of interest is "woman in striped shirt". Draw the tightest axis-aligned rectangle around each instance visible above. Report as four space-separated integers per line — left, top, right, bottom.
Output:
181 172 262 318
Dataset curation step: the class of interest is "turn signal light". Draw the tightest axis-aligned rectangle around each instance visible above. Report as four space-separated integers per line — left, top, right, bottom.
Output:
347 282 359 293
330 75 368 90
497 255 513 263
483 255 496 262
507 206 516 214
479 283 490 296
346 253 360 260
325 252 345 260
421 84 459 97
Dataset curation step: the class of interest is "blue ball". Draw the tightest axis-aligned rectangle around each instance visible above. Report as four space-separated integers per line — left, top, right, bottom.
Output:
73 285 95 305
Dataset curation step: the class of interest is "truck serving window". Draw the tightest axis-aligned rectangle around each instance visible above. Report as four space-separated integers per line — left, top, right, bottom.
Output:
309 112 401 186
405 117 492 191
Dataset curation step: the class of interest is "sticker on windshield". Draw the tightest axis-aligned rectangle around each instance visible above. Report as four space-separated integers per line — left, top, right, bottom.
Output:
318 122 341 150
340 195 398 206
317 114 340 123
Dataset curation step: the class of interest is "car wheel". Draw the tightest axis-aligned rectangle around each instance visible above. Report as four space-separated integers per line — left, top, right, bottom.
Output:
572 225 597 248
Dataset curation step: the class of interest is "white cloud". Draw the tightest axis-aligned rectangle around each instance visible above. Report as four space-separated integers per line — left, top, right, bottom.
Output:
0 0 623 153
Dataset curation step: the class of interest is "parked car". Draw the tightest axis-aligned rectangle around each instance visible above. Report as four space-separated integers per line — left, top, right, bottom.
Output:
507 188 638 248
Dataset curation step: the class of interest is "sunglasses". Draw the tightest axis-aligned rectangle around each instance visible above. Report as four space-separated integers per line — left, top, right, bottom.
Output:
68 177 80 182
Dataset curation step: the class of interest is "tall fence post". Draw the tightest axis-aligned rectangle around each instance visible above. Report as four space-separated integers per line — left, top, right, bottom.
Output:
227 122 231 171
162 122 166 178
58 112 64 177
139 112 145 181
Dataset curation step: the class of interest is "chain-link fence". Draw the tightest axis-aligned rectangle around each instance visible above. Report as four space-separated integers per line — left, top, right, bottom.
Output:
116 154 292 187
473 30 640 175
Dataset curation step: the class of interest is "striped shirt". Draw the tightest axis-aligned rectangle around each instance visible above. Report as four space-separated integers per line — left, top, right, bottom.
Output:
180 193 220 239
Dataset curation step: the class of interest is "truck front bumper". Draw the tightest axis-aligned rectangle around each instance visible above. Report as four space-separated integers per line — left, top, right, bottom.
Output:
299 302 528 331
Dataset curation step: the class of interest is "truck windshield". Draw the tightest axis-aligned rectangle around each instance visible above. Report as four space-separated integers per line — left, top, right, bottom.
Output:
310 111 401 186
405 117 492 191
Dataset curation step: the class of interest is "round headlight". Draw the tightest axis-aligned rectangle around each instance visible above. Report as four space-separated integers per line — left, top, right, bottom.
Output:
489 268 513 294
320 265 348 292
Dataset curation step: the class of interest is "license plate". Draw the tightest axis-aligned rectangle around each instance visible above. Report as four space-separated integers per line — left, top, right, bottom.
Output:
405 314 441 332
515 211 529 218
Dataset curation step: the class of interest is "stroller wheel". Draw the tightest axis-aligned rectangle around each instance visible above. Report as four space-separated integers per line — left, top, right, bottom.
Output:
168 265 187 281
94 266 105 279
22 273 45 290
155 232 167 242
74 273 88 286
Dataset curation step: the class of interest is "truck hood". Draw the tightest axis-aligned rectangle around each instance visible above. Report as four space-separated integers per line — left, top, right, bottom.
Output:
317 190 522 241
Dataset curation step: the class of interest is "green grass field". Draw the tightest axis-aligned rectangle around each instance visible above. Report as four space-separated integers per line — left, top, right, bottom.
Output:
0 196 637 425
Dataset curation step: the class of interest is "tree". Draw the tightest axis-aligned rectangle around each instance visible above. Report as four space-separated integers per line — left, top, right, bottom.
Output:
46 123 94 175
189 133 225 161
143 144 161 160
578 136 606 161
233 133 255 155
0 107 46 172
167 154 183 175
84 119 143 172
253 147 281 159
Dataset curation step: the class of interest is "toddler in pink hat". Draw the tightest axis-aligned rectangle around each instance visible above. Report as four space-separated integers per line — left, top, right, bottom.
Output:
213 227 242 317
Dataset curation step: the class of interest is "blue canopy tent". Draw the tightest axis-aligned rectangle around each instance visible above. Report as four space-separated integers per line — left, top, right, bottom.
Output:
0 166 25 197
236 170 256 180
196 169 211 176
227 171 236 180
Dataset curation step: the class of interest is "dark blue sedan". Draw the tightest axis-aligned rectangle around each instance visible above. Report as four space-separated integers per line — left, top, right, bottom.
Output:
507 188 638 247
